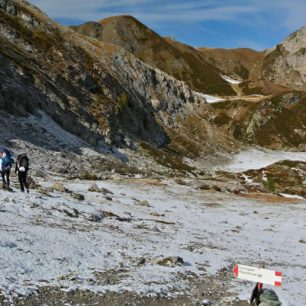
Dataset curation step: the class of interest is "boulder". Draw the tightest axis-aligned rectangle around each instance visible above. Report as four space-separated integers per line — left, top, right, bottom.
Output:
52 182 66 193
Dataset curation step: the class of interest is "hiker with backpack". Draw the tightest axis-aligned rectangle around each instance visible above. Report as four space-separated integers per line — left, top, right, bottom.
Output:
0 151 13 190
250 282 281 305
15 153 30 193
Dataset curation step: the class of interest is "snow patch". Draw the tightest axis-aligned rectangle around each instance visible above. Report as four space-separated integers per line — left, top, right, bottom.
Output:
202 94 224 103
219 148 306 172
221 74 242 84
279 193 304 200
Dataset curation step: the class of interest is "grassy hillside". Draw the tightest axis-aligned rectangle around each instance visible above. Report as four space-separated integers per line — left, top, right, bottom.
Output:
199 47 264 80
209 92 306 149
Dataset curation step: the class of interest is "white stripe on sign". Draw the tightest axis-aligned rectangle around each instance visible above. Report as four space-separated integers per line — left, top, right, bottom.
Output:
233 264 282 286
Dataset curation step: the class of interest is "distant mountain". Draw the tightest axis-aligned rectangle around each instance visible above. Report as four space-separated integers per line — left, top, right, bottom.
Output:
262 25 306 90
71 16 235 96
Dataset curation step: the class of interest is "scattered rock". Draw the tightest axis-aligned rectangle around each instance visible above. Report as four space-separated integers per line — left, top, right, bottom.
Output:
70 192 85 201
199 184 211 190
27 176 39 189
150 212 165 217
155 256 184 266
88 183 100 192
52 182 66 193
101 187 113 195
87 214 103 222
100 210 131 222
137 257 146 265
212 185 222 192
37 187 52 197
175 178 190 185
137 200 151 207
63 208 80 218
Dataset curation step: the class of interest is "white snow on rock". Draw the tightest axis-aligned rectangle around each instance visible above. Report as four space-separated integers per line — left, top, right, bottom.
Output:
218 148 306 172
0 177 305 305
221 75 242 84
279 193 305 200
202 94 224 103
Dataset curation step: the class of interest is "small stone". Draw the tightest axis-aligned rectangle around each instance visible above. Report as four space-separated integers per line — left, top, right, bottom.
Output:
199 184 210 190
201 300 212 306
137 200 151 207
88 214 103 222
52 182 66 193
138 257 146 265
71 193 85 201
27 176 38 189
88 183 100 192
38 187 51 197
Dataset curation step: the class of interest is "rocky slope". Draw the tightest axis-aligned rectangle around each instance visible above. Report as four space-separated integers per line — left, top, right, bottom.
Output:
262 25 306 90
71 16 235 96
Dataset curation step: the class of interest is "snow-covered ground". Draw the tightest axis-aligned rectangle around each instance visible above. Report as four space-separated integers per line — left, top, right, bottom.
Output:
0 176 305 305
218 147 306 172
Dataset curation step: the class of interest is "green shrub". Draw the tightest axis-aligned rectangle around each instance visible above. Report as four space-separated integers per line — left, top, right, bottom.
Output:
262 176 276 192
118 93 128 112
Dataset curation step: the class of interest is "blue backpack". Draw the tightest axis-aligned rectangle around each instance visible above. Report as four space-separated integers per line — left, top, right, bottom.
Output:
1 155 13 172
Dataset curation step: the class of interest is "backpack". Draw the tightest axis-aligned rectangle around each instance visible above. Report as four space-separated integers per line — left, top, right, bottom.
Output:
1 154 13 173
19 154 29 169
259 289 281 306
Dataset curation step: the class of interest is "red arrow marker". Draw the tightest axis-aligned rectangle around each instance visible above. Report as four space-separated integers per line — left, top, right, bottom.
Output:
233 265 239 277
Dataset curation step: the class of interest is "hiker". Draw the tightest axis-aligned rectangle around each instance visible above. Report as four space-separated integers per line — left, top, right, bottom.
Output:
0 152 13 189
15 153 29 193
250 282 281 305
250 282 262 305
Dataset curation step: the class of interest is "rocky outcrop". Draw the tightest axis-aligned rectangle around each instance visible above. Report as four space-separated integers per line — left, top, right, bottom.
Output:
209 92 306 150
262 25 306 90
243 160 306 197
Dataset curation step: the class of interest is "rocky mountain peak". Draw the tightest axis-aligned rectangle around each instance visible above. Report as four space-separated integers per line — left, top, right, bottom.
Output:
262 24 306 90
282 24 306 53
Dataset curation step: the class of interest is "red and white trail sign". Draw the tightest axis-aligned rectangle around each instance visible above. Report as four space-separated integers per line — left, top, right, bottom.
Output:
233 264 282 287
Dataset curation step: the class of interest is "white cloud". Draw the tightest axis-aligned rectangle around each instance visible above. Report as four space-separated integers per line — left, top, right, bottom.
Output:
28 0 306 31
27 0 306 49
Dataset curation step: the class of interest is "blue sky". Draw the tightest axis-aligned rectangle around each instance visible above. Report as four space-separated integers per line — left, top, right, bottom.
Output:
30 0 306 50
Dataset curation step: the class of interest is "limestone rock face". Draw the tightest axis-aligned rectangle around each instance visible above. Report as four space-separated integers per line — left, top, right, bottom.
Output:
262 25 306 90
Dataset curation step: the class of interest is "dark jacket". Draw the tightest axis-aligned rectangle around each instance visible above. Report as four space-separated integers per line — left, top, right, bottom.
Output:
15 153 29 173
